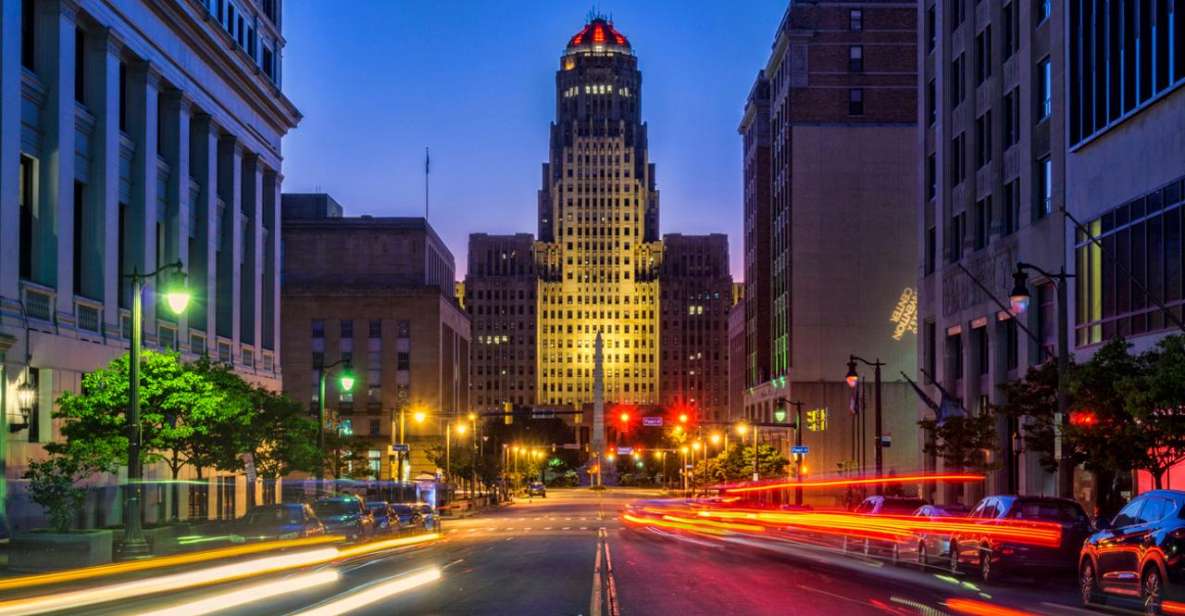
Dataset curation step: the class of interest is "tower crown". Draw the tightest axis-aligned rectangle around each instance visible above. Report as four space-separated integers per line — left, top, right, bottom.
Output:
566 17 632 55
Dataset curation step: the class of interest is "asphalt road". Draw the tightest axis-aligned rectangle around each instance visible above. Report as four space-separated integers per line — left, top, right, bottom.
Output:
36 489 1114 615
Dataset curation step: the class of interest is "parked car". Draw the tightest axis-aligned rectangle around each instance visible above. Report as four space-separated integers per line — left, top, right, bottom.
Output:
528 482 547 497
390 503 423 531
366 501 396 534
896 504 967 569
842 495 929 556
313 494 375 541
952 495 1092 583
1079 489 1185 612
416 503 440 531
234 503 324 542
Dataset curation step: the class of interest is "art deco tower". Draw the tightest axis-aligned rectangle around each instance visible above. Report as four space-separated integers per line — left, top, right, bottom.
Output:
535 17 662 408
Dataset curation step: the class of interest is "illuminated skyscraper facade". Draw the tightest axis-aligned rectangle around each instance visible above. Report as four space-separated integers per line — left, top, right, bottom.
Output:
535 17 662 408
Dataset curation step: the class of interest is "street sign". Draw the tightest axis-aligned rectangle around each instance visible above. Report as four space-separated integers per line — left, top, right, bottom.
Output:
791 445 809 455
392 443 409 453
616 447 633 455
642 416 663 427
531 409 555 419
561 443 581 450
880 435 892 447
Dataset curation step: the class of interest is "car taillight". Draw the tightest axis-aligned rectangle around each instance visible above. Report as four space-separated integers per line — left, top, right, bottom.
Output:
1001 547 1014 556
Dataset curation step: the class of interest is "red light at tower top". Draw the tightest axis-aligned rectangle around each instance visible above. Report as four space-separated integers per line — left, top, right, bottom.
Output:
619 412 631 424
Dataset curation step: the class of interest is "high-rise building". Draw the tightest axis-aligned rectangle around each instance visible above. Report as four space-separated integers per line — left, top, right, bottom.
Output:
728 298 746 421
738 74 773 391
742 1 919 485
281 198 470 479
659 234 732 422
535 16 662 408
918 0 1068 498
1063 3 1185 489
0 0 298 529
465 233 537 411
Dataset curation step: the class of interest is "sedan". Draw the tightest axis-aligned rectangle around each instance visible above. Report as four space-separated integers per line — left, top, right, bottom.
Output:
233 503 324 542
313 495 375 541
390 503 423 531
952 495 1093 583
1080 489 1185 613
366 501 396 534
896 504 967 569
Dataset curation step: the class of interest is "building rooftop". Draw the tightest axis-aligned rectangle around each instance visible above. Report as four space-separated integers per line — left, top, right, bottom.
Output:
566 17 632 54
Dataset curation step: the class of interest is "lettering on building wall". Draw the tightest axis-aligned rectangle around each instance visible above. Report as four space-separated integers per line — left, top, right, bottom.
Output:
890 288 918 341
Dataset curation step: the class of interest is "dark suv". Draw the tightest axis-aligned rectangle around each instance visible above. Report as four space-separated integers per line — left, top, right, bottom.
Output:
1080 489 1185 613
953 495 1093 583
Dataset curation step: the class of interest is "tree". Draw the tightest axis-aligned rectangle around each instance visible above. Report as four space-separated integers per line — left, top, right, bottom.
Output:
24 457 87 532
997 360 1060 473
1119 335 1185 489
247 389 320 482
918 411 999 472
323 429 374 480
692 444 788 484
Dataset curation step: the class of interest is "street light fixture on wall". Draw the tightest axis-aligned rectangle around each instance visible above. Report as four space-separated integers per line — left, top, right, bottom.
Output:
11 378 36 432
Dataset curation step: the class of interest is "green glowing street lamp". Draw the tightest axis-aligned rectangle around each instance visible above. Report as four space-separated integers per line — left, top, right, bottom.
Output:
316 358 355 493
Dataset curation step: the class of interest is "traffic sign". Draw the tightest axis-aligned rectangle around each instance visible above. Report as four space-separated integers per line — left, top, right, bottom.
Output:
392 443 410 453
531 409 555 419
642 416 663 427
616 447 633 455
791 445 809 455
561 443 581 450
880 435 892 447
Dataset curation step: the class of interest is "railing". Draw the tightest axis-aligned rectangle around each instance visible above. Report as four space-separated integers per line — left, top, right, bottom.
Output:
74 296 103 334
20 281 55 323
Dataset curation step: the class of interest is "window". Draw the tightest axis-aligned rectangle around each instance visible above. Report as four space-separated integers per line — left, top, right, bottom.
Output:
119 62 128 132
849 46 864 73
975 27 992 85
1004 317 1019 371
926 6 936 53
1002 2 1020 60
927 79 936 125
1037 282 1056 361
1075 177 1185 345
849 9 863 32
21 0 34 70
950 212 966 261
950 133 966 185
925 226 937 275
73 182 84 293
924 321 937 377
262 46 274 80
1003 179 1020 234
1037 58 1052 120
951 53 966 105
848 88 864 115
369 319 382 339
1037 157 1053 219
1037 0 1052 24
18 156 33 280
397 351 410 371
975 112 992 168
340 319 353 339
26 368 41 442
975 326 989 375
947 331 964 379
950 0 966 30
926 153 936 200
1002 88 1020 148
975 197 991 250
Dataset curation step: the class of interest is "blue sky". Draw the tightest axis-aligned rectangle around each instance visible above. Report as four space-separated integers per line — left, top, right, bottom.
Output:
281 1 788 278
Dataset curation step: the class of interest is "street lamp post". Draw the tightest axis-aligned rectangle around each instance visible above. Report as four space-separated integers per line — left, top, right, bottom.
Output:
317 359 355 495
117 261 191 560
1010 262 1074 497
785 400 805 506
846 355 885 494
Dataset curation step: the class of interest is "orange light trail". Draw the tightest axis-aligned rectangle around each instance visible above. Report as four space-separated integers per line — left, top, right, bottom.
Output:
943 598 1036 616
0 534 344 593
1163 600 1185 615
722 473 985 494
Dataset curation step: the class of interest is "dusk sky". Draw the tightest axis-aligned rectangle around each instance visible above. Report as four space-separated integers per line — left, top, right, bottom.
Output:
282 2 788 279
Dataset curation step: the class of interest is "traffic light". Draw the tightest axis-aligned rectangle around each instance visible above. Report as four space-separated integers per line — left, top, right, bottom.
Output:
1069 409 1099 427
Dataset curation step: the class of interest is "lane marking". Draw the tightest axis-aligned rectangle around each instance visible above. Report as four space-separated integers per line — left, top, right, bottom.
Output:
590 537 604 616
604 535 620 616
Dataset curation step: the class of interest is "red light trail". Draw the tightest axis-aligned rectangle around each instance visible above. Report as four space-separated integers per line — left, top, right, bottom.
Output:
721 472 985 494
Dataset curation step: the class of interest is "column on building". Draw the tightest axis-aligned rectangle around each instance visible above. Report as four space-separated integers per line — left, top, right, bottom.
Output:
216 136 242 363
191 115 219 354
42 0 78 321
262 168 281 371
240 153 262 369
160 90 191 349
89 28 122 332
126 60 160 338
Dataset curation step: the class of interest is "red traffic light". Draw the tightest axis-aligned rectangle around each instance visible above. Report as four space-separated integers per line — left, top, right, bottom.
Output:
619 412 631 424
678 413 688 424
1069 410 1099 427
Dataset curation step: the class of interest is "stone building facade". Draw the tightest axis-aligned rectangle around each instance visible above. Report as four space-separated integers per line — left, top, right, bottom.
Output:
659 234 732 423
741 1 919 490
0 0 298 530
464 233 537 412
281 202 469 479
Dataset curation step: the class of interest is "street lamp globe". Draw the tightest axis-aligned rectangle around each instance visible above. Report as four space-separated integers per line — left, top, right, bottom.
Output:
709 433 721 445
691 441 701 452
456 422 468 435
338 369 356 393
845 359 860 389
413 410 427 424
1009 269 1032 314
161 270 191 316
735 422 749 436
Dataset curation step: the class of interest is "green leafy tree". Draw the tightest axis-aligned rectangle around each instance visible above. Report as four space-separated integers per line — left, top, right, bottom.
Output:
23 457 86 532
918 411 999 472
248 389 320 481
1119 335 1185 489
997 361 1060 473
323 429 374 480
692 444 788 484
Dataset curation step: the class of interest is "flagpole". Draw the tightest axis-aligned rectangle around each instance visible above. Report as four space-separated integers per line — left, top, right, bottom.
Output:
424 147 430 220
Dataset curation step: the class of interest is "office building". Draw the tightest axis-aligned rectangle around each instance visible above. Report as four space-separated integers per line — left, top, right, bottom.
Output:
465 233 537 411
